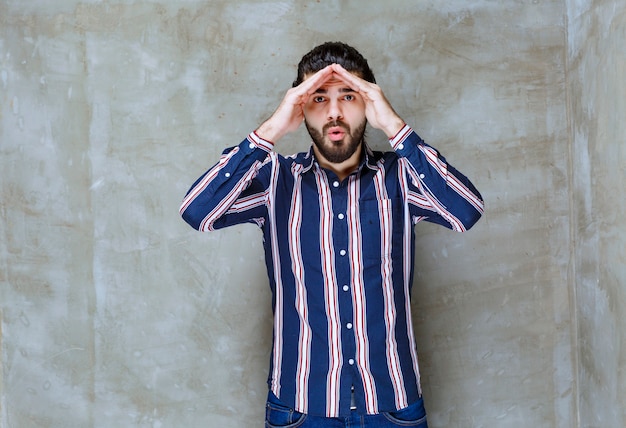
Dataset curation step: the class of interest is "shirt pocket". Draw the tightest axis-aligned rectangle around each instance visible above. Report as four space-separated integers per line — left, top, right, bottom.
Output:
358 198 404 263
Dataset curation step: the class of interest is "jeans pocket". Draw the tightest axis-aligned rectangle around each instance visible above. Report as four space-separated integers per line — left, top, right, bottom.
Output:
265 391 306 428
383 397 428 427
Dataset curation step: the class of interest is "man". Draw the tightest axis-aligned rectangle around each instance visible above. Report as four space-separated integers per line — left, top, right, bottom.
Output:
180 42 483 427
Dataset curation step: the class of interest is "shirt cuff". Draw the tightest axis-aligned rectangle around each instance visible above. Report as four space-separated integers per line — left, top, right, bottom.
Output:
248 131 275 153
389 124 413 151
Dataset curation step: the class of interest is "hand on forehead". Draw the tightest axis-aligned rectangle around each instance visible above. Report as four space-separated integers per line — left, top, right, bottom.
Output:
329 64 363 86
303 64 364 93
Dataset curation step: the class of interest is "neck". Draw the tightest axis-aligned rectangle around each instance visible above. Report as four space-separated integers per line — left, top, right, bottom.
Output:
313 144 363 182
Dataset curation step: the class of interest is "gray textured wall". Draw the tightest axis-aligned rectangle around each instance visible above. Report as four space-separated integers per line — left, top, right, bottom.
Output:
568 0 626 427
0 0 624 427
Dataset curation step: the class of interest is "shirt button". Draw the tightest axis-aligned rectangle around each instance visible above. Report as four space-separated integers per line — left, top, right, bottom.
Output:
337 213 345 220
349 359 355 366
249 143 255 149
343 285 349 292
397 144 404 150
347 323 353 330
225 172 231 178
333 181 340 188
419 173 425 179
340 250 346 256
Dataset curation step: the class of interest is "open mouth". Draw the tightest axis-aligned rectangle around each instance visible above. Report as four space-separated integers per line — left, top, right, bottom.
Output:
326 126 346 142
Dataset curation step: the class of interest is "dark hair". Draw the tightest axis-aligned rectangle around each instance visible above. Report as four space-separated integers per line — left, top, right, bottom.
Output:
292 41 376 87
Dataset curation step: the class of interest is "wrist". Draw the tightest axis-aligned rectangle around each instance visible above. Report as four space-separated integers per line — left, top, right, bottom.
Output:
382 118 406 139
256 120 284 143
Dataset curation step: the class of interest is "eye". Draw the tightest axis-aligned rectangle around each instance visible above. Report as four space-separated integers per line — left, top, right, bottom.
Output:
343 94 355 101
313 96 326 103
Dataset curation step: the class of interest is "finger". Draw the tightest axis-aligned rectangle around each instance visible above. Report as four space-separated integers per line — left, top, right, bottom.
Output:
295 65 335 96
329 64 369 91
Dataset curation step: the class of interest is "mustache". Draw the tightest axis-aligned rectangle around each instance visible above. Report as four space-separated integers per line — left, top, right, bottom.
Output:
323 120 350 133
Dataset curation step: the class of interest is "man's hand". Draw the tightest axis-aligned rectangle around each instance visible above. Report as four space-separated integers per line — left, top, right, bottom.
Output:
330 64 405 139
256 65 336 143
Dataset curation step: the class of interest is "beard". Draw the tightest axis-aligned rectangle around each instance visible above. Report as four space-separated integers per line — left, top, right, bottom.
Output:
305 118 366 164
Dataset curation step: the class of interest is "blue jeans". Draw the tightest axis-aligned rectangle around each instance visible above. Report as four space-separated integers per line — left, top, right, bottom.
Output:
265 391 428 428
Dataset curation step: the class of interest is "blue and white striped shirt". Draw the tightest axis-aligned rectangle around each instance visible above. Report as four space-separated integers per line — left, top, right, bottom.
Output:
180 125 483 417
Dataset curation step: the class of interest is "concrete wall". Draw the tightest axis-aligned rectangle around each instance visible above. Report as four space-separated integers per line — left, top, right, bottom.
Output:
567 0 626 427
0 0 622 427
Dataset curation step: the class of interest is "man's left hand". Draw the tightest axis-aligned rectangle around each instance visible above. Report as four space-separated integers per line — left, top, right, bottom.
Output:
330 64 405 139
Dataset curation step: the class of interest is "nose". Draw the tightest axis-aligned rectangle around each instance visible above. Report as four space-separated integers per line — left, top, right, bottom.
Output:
327 98 343 121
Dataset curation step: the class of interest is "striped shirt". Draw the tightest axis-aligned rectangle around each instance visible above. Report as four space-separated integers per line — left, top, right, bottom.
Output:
180 125 484 417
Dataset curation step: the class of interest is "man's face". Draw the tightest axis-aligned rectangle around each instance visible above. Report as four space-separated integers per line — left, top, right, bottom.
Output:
302 73 367 165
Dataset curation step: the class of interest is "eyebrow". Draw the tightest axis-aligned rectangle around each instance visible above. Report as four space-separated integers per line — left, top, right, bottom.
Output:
314 87 356 94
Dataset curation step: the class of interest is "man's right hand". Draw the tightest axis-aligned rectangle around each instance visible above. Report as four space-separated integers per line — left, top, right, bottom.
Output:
255 65 336 143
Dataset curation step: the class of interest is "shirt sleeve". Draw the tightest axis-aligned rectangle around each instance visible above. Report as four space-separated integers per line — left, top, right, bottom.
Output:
390 124 484 232
179 132 274 231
